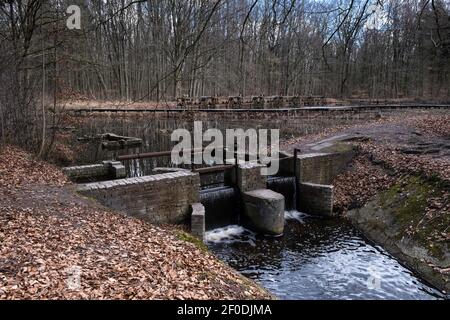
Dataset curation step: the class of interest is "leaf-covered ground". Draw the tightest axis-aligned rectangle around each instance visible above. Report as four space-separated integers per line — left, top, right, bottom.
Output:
0 146 271 300
284 113 450 214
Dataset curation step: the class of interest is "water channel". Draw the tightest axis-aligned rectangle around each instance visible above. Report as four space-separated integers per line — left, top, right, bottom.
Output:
72 114 445 300
205 213 443 300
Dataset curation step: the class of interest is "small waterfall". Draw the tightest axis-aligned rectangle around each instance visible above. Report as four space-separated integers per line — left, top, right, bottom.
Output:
267 176 297 211
200 187 240 230
205 225 256 245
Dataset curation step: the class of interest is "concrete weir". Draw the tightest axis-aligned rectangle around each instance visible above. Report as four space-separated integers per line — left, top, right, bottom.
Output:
298 182 334 216
64 143 355 240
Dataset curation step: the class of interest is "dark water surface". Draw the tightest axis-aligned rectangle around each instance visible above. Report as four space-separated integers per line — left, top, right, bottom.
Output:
206 213 444 300
73 116 368 176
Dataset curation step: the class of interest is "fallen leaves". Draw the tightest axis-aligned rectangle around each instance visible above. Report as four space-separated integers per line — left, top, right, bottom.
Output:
332 155 399 214
358 142 450 182
0 146 271 300
0 146 69 189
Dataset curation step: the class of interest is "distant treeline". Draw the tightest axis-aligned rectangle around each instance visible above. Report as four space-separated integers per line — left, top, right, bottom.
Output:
0 0 449 150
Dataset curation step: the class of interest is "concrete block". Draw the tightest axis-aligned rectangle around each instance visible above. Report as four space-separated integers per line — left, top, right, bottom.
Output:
191 203 205 241
112 164 126 179
236 163 267 192
242 189 285 235
298 182 334 217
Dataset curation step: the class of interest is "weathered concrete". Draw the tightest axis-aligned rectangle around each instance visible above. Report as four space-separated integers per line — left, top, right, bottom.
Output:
242 189 285 235
298 182 334 216
235 162 267 192
104 161 127 179
77 171 200 224
62 164 109 180
295 152 351 185
62 160 127 181
191 203 205 241
63 160 126 181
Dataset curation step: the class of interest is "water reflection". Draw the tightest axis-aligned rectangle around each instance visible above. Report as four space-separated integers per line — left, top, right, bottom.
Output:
72 115 369 176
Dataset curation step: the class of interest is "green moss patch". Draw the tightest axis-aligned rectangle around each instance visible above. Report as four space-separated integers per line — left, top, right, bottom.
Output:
377 175 449 260
177 230 209 253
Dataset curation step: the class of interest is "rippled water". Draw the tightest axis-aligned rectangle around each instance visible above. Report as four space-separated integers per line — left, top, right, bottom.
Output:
206 212 444 300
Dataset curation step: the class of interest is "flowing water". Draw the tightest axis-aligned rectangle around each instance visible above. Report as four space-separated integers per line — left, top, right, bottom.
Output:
205 213 444 300
200 187 240 230
72 114 445 300
202 183 444 299
267 176 297 211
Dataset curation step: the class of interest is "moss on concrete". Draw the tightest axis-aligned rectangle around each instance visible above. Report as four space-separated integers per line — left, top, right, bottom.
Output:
177 230 209 253
378 176 449 257
347 174 450 293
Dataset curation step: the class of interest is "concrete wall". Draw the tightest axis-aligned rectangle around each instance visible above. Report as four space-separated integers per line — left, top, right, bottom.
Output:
77 171 200 224
63 161 126 181
236 163 267 192
63 164 109 180
296 152 352 185
278 150 353 185
298 182 334 217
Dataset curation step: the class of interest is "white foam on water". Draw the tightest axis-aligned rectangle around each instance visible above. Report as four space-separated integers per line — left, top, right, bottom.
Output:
206 212 309 245
205 225 256 245
285 210 309 223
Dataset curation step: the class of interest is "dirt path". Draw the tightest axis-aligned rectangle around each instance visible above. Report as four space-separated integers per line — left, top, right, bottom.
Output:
284 113 450 159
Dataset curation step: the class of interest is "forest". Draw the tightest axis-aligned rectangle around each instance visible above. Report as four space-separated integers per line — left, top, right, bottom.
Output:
0 0 449 149
1 1 450 302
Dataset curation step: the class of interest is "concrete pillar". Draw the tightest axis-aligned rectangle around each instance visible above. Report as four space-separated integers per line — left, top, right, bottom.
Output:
111 162 126 179
103 160 127 179
191 203 205 241
242 189 285 235
274 151 296 176
230 162 267 192
298 182 334 217
295 153 332 185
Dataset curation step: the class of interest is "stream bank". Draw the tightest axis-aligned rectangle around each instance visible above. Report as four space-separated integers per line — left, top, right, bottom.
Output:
285 114 450 296
19 109 448 299
346 175 449 295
